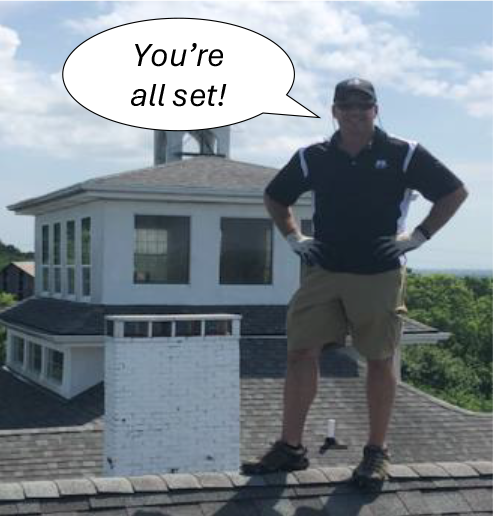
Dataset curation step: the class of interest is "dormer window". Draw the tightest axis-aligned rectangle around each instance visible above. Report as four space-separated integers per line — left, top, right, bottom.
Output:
134 215 190 284
81 217 91 297
12 336 25 366
47 349 64 384
42 225 50 293
28 341 42 376
66 220 76 295
53 223 61 294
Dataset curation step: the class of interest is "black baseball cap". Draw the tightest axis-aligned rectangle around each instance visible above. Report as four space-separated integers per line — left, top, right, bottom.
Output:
334 78 377 103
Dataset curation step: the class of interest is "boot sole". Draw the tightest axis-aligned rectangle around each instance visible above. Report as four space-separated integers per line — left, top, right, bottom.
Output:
351 472 386 489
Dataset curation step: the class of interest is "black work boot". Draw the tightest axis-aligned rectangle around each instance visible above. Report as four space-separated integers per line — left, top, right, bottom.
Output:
241 440 309 475
352 444 390 487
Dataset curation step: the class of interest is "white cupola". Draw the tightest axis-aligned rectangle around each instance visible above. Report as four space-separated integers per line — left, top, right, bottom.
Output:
154 128 231 165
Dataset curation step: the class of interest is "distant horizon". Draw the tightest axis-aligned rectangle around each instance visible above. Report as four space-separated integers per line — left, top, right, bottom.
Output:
412 267 492 276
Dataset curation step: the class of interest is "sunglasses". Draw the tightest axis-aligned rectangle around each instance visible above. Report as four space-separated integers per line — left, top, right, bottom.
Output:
335 101 376 111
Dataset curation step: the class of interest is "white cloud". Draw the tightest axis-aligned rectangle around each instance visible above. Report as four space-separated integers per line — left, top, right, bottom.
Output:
0 23 147 159
0 1 491 163
449 71 493 119
353 1 419 18
0 24 19 60
472 43 493 63
64 2 490 113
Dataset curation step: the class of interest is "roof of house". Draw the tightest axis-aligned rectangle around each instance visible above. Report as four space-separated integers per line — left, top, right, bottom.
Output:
0 262 35 277
11 262 35 276
0 461 491 516
0 297 442 338
8 157 281 213
0 339 491 485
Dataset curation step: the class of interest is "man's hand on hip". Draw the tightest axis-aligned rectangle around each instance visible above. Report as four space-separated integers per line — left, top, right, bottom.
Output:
286 232 324 266
374 226 430 260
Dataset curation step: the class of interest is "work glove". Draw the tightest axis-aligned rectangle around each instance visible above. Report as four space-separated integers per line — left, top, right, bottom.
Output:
286 232 325 266
374 226 430 261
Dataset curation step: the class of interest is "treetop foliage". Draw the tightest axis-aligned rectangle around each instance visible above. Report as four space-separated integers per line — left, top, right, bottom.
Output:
403 271 492 412
0 239 34 272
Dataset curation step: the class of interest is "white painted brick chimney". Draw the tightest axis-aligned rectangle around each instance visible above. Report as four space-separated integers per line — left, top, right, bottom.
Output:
104 314 241 476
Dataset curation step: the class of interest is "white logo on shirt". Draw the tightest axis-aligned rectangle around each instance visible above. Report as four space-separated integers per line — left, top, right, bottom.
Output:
375 159 388 169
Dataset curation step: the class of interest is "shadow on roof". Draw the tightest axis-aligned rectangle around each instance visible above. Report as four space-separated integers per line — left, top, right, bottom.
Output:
0 341 357 431
240 339 360 378
0 368 103 430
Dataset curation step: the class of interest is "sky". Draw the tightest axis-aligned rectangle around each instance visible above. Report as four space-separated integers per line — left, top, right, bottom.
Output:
0 0 492 270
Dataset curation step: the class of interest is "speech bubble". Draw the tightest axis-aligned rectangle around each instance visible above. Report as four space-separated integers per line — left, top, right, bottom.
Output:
62 18 319 131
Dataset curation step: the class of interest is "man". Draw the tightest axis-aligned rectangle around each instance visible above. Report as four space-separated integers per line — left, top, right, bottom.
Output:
241 78 468 486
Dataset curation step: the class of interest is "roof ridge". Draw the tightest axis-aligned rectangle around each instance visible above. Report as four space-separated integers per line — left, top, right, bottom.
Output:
84 155 277 187
0 460 490 516
0 461 490 499
398 380 493 418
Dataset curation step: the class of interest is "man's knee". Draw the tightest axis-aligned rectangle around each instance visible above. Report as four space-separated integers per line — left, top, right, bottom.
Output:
287 346 323 364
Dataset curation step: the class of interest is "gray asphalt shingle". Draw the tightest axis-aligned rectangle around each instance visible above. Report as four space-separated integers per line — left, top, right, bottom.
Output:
0 338 491 483
9 157 280 213
0 465 490 515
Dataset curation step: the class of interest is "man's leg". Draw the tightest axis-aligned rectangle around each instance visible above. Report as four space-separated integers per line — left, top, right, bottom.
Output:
343 269 404 485
351 355 396 485
240 346 322 474
241 266 340 474
366 356 397 447
281 347 322 447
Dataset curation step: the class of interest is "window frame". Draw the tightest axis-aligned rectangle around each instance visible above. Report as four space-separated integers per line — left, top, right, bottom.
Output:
133 214 191 285
81 217 91 299
219 217 274 285
53 222 62 295
11 335 25 367
46 348 64 385
27 341 43 377
66 220 76 297
41 224 50 294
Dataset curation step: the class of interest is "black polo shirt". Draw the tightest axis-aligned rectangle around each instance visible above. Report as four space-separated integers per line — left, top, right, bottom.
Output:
265 127 464 274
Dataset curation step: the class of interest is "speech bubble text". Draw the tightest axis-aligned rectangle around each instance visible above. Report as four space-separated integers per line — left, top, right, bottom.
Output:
134 43 224 67
62 18 319 130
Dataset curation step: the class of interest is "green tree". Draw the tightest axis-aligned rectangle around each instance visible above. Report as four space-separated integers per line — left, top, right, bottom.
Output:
403 272 492 412
402 344 491 412
0 239 34 272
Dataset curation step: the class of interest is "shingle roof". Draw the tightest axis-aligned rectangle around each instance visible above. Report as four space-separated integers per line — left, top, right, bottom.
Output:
0 341 491 484
8 157 280 212
84 156 277 192
0 462 491 516
11 262 35 276
0 297 440 338
0 262 35 277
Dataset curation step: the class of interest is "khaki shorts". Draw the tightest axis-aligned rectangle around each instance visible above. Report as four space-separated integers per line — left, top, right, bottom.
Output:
287 266 407 360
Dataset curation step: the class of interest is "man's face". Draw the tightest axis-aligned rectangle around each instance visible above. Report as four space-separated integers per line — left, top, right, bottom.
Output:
332 92 378 135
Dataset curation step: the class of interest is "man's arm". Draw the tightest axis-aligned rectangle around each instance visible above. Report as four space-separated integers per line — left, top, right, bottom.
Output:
375 185 469 260
264 192 324 266
263 192 300 237
416 185 469 237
